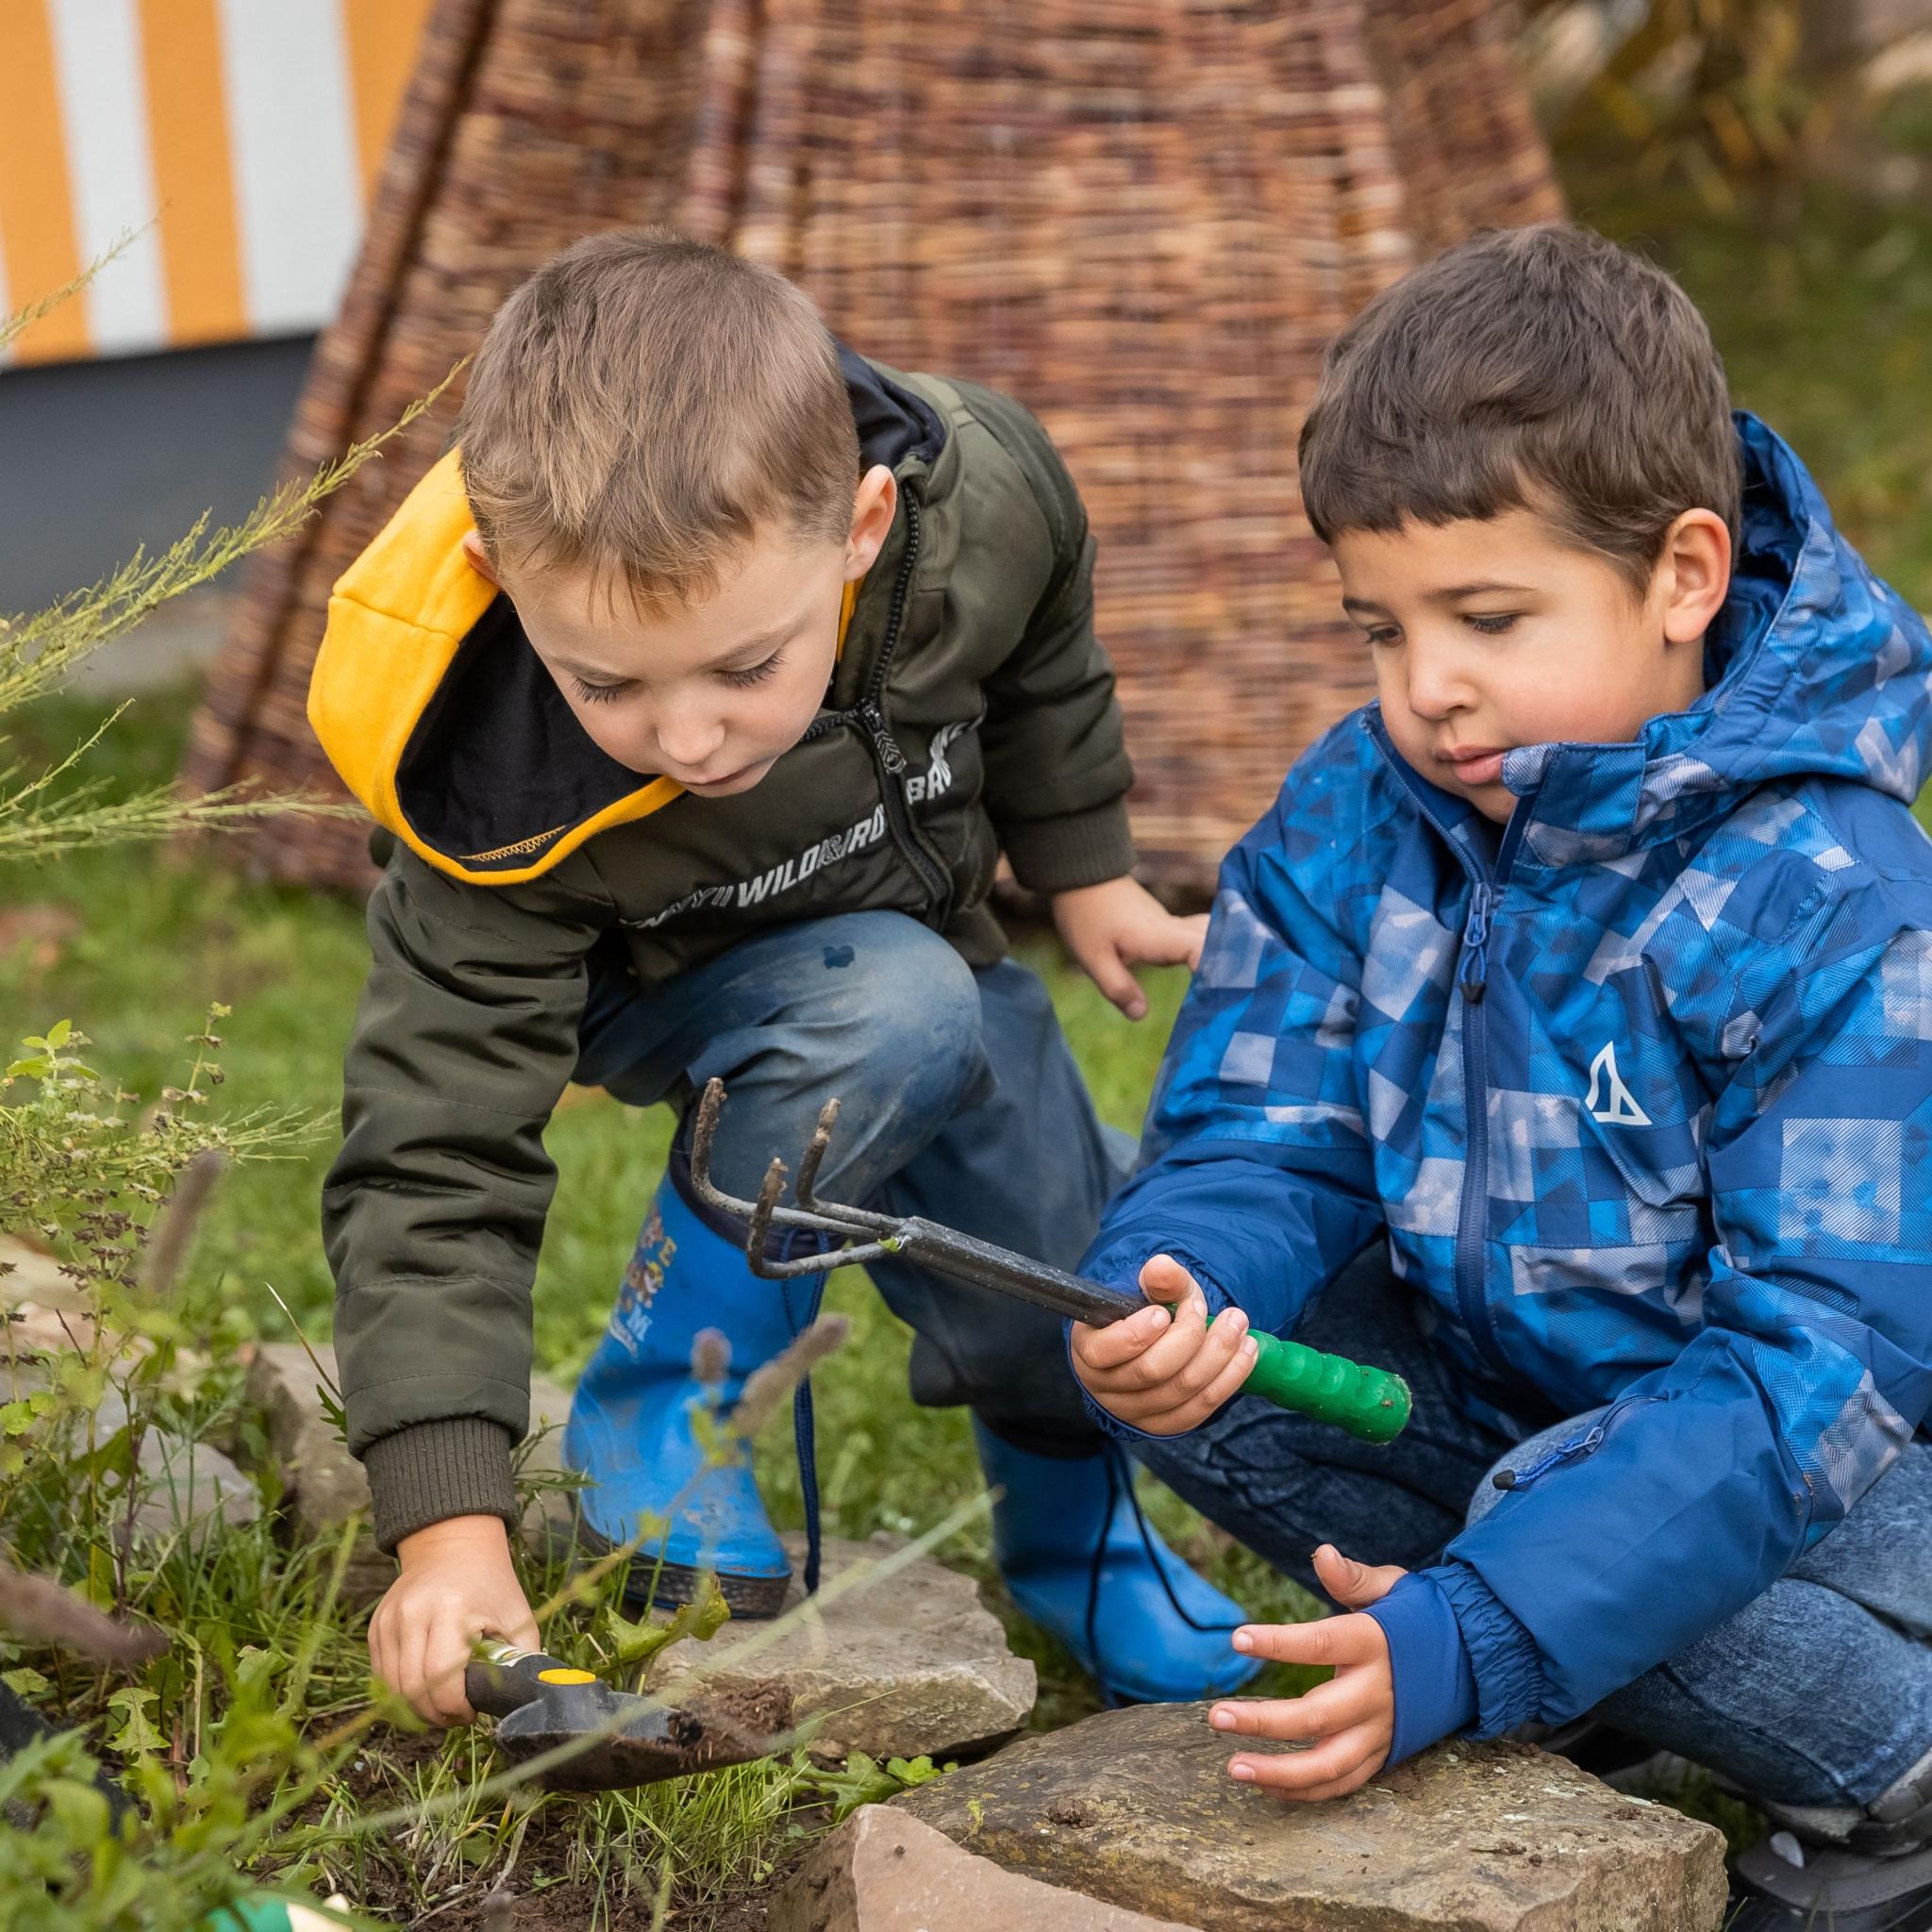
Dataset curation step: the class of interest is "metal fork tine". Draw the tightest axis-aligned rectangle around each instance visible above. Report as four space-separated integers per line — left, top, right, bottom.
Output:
795 1098 840 1208
691 1079 905 1263
747 1157 789 1257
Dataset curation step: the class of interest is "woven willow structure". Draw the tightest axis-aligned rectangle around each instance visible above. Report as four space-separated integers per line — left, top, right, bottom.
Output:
185 0 1561 891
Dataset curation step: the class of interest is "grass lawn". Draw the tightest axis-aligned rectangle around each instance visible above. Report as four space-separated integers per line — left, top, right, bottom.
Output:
6 126 1932 1919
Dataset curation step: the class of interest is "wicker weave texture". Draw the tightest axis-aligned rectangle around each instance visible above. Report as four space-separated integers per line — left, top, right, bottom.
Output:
186 0 1560 891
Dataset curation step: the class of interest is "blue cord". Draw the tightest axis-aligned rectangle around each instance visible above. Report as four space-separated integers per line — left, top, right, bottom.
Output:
1086 1442 1241 1700
780 1257 829 1598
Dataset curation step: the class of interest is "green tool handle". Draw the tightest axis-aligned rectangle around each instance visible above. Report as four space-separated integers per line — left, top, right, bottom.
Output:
1212 1316 1412 1443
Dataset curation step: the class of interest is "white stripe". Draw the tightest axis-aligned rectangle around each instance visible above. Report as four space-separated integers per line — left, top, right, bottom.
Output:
216 0 360 337
46 0 168 358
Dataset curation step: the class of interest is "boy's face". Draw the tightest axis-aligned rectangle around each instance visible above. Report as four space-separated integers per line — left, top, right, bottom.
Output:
1333 505 1732 824
464 466 897 795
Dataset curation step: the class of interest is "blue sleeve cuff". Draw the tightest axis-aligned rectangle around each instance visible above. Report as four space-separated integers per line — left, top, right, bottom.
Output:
1363 1571 1478 1764
1418 1558 1549 1737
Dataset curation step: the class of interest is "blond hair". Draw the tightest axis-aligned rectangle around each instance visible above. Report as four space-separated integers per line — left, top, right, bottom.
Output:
455 228 860 604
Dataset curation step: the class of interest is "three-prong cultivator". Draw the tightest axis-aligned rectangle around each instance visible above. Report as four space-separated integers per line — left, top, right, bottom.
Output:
689 1078 1411 1443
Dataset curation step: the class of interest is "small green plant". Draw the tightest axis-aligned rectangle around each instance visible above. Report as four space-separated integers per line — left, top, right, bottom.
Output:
800 1751 955 1826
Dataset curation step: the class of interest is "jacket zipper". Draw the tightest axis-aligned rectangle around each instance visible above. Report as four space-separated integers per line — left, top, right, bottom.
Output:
1366 720 1525 1376
1453 869 1499 1367
1455 875 1503 1366
808 491 949 909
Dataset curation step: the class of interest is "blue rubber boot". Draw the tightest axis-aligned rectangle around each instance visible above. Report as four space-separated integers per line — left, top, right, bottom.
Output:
563 1174 795 1616
973 1419 1265 1704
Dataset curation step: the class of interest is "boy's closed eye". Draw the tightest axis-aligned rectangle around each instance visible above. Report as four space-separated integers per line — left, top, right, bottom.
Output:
570 651 786 707
1359 611 1522 648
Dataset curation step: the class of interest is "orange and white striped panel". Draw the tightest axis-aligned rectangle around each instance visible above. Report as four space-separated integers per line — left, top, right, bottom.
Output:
0 0 433 366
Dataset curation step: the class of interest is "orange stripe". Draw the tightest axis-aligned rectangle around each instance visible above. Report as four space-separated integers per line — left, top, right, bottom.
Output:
137 0 244 347
341 0 435 200
0 0 87 362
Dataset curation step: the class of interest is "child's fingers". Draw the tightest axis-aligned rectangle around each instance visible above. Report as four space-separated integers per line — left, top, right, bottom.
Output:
1120 913 1209 971
1071 1300 1176 1372
1209 1670 1384 1744
396 1624 439 1726
1077 939 1149 1020
1138 1254 1199 1304
1130 1321 1258 1429
424 1617 477 1727
1176 910 1209 970
1247 1757 1386 1806
1227 1724 1387 1794
1229 1612 1389 1672
1311 1542 1409 1609
1104 1291 1229 1395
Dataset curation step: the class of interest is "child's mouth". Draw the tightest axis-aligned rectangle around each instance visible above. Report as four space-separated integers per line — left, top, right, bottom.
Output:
1442 746 1507 787
681 761 762 792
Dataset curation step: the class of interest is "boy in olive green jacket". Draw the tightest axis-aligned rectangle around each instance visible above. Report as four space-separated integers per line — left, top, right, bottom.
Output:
311 228 1261 1724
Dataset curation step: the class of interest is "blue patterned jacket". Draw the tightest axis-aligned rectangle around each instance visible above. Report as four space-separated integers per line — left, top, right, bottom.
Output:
1083 416 1932 1757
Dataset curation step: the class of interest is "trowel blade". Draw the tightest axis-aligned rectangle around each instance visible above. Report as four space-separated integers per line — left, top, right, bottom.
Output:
491 1693 767 1790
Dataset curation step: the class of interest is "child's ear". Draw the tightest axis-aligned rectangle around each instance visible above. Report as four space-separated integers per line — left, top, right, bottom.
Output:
845 466 898 580
1658 508 1732 645
460 529 501 588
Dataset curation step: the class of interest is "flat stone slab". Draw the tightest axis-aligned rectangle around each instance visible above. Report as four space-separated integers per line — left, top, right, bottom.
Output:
0 1261 254 1546
651 1533 1036 1765
127 1410 259 1543
896 1702 1728 1932
772 1806 1201 1932
243 1342 575 1602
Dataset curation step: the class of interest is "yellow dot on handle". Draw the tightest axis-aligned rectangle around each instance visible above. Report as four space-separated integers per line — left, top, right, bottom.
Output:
537 1667 597 1686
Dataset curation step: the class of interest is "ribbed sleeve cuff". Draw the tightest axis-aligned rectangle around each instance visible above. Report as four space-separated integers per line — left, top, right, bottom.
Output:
363 1417 520 1554
999 800 1137 894
1363 1572 1478 1764
1419 1559 1548 1739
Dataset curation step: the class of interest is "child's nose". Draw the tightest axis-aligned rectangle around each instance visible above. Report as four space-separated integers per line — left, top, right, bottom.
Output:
655 708 727 771
1405 645 1476 720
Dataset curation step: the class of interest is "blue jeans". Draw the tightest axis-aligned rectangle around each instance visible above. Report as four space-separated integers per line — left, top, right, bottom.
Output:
1135 1248 1932 1812
573 910 1127 1453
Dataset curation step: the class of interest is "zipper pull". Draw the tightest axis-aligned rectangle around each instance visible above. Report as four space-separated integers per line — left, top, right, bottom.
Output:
1460 882 1492 1004
860 704 908 775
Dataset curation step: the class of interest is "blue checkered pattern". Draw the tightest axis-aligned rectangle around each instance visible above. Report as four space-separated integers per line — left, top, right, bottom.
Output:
1087 416 1932 1736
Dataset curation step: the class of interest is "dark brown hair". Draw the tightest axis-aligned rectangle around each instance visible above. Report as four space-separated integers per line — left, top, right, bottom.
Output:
455 228 860 604
1298 223 1740 593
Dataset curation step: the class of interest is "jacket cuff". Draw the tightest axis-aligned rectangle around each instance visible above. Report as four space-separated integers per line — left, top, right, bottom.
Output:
1363 1572 1478 1764
1418 1559 1548 1738
999 799 1136 894
363 1417 520 1554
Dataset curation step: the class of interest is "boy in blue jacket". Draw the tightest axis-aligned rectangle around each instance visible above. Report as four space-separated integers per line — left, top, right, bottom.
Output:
1072 223 1932 1929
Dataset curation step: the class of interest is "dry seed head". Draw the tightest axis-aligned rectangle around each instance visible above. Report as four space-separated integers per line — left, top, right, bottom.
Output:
732 1315 852 1440
0 1558 167 1664
691 1327 731 1386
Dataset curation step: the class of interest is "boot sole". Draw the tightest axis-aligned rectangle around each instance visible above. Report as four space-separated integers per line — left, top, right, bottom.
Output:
634 1557 791 1620
573 1520 792 1620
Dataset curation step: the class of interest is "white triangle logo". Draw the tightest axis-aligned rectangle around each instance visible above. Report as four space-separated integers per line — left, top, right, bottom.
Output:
1585 1042 1651 1126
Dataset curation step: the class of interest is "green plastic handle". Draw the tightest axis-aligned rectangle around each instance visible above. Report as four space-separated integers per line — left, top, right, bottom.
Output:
1212 1317 1412 1443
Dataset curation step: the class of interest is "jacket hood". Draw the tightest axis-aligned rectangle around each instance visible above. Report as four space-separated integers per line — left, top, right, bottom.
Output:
308 353 945 886
1496 413 1932 864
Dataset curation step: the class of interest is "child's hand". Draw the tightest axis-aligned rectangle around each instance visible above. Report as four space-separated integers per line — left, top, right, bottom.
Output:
370 1514 541 1726
1070 1254 1257 1433
1209 1544 1405 1801
1051 877 1209 1020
